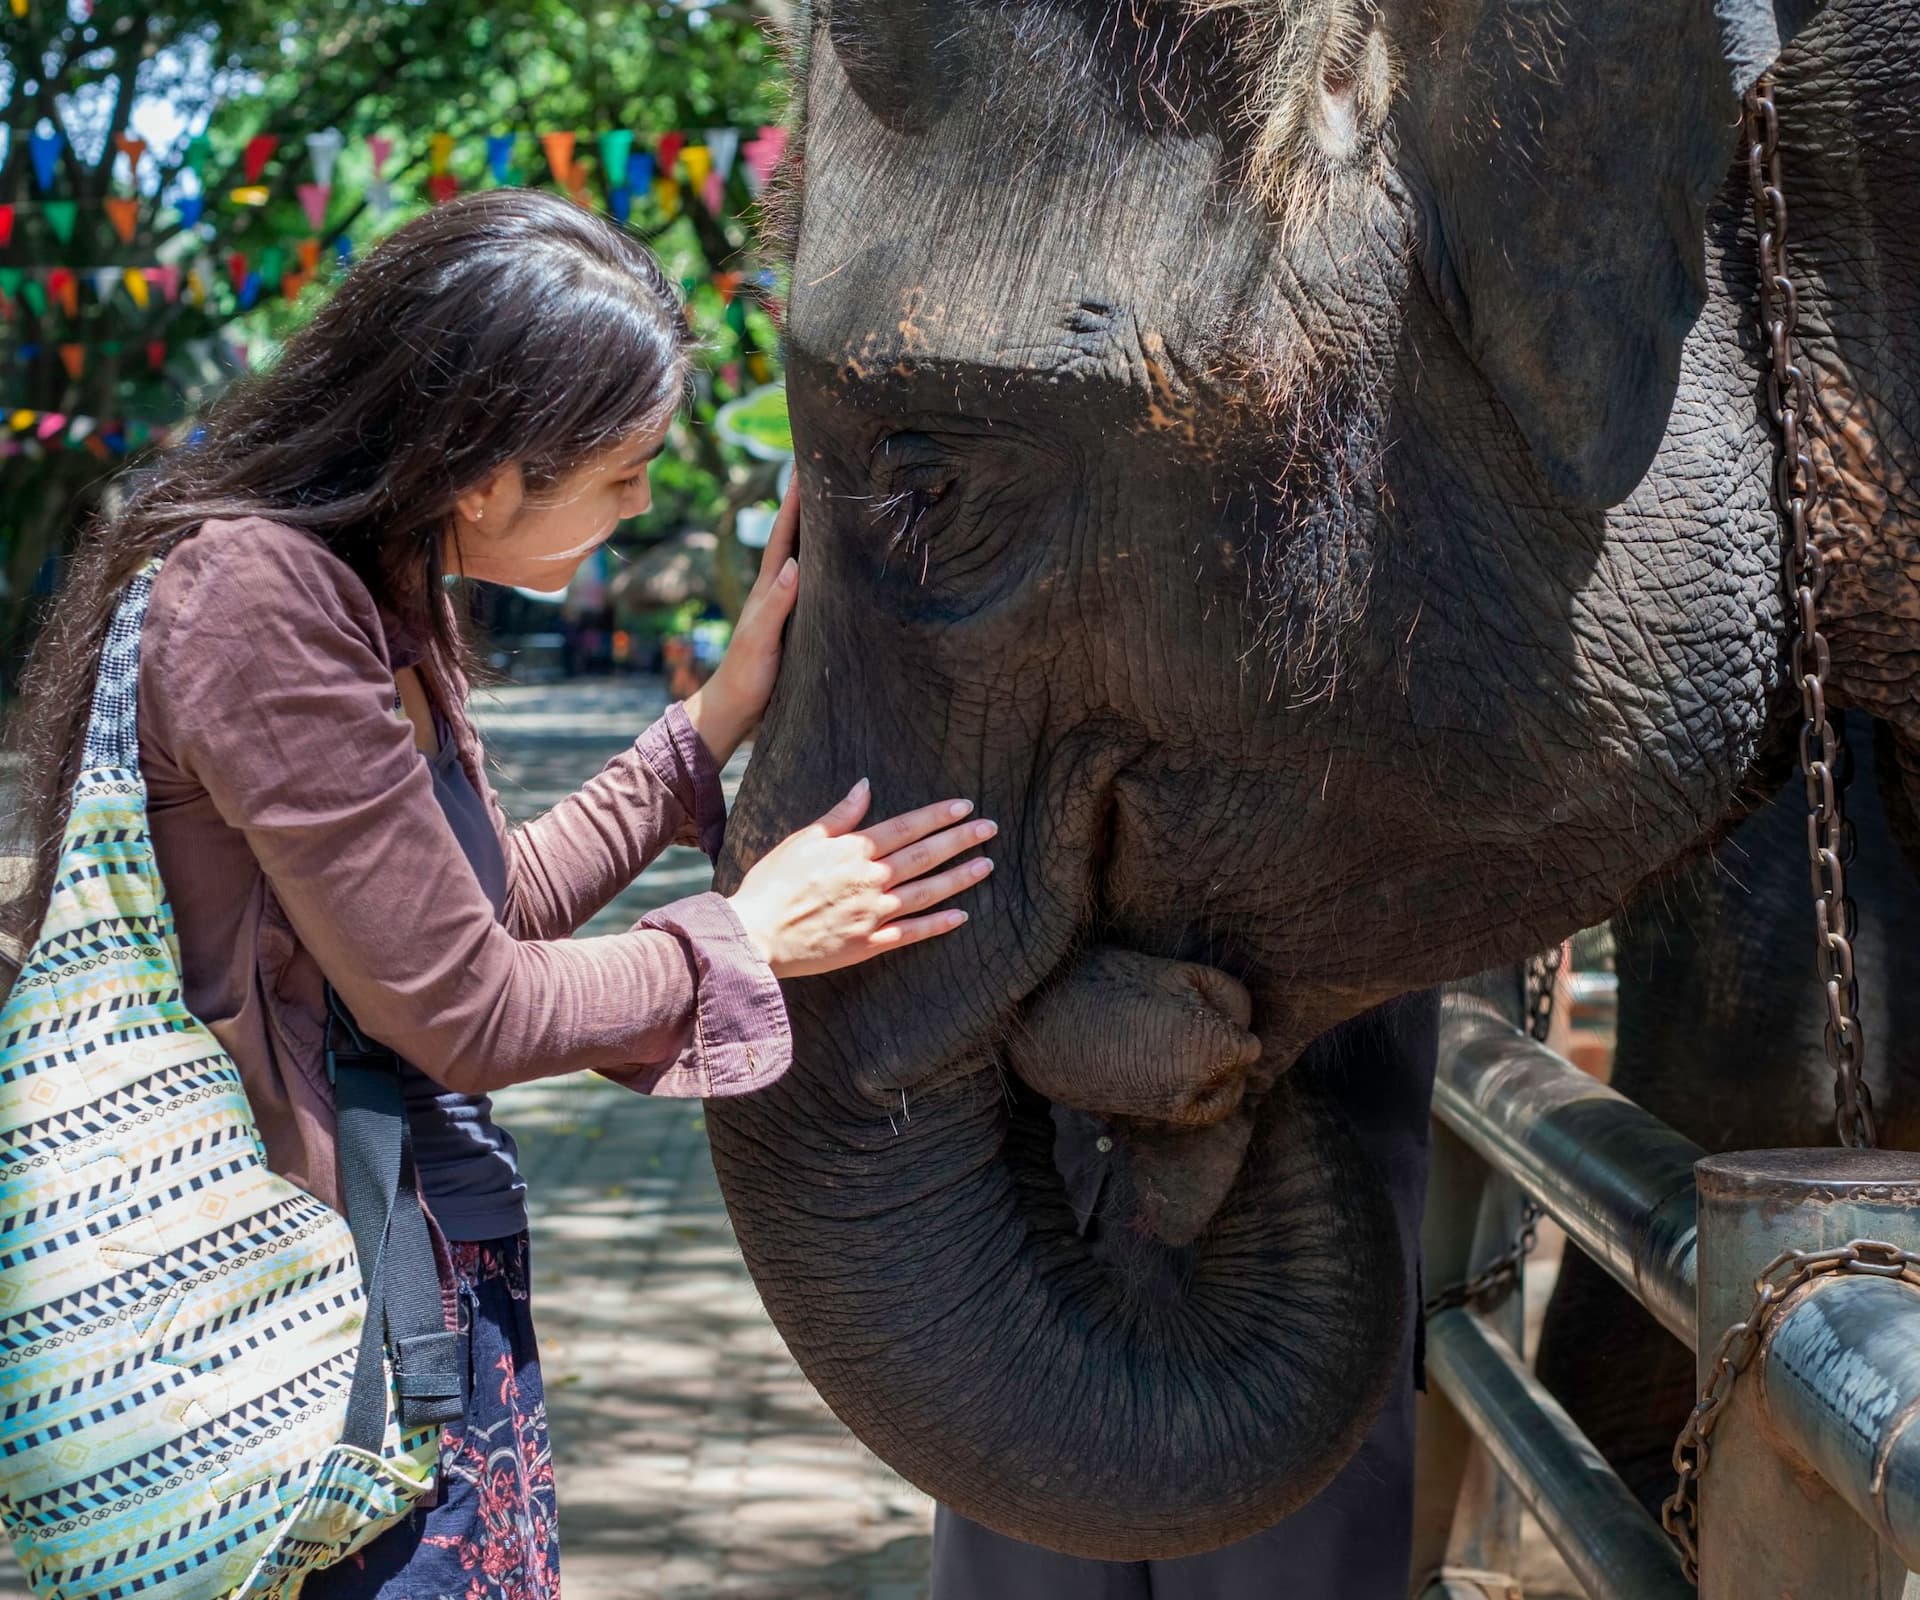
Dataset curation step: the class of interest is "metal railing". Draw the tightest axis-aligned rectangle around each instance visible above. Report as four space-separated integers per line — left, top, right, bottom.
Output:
1418 994 1920 1599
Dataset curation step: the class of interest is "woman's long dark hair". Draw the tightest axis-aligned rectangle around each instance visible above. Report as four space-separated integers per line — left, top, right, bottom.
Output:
3 187 693 956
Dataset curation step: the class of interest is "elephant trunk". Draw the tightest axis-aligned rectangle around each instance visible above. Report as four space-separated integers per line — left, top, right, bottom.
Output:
703 1019 1405 1558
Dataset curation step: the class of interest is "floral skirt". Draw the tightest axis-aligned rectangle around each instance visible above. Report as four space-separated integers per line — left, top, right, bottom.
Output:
302 1233 560 1600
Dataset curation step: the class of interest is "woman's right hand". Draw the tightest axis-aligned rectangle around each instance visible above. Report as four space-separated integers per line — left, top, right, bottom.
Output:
728 781 995 980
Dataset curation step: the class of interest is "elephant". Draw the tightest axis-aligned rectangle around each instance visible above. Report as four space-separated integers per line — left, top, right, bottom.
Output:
704 0 1920 1565
1536 714 1920 1517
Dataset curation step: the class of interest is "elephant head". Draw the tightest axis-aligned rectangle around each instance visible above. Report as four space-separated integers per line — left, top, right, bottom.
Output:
706 0 1861 1560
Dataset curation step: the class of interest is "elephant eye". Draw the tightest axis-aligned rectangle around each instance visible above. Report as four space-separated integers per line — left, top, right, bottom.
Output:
868 432 961 575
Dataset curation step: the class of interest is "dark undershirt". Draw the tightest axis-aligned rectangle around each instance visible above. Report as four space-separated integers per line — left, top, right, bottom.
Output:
405 716 528 1242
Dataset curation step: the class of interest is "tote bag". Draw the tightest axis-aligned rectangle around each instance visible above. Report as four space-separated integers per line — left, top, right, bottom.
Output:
0 563 463 1599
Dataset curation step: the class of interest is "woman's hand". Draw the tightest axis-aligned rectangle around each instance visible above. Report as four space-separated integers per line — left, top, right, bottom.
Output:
684 483 799 767
729 782 996 980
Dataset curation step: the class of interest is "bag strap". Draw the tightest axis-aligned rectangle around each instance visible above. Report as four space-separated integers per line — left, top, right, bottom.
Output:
325 985 466 1445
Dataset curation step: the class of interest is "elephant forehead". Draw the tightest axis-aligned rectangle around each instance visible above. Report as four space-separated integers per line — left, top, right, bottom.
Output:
789 44 1267 404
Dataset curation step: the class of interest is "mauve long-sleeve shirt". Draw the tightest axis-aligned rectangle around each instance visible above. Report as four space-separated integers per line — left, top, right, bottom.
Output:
138 516 792 1221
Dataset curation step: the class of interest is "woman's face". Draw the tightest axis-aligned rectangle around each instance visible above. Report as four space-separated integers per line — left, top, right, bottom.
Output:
450 421 671 590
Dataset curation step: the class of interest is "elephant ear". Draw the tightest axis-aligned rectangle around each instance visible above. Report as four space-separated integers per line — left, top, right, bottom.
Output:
1415 0 1824 508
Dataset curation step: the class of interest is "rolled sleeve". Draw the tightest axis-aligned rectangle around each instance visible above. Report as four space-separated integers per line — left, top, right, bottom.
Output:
641 702 730 862
601 891 791 1098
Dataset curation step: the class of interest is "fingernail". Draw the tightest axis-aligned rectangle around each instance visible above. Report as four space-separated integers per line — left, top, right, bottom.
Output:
975 820 997 840
950 800 974 819
971 858 993 878
950 910 969 926
853 778 870 795
779 558 798 586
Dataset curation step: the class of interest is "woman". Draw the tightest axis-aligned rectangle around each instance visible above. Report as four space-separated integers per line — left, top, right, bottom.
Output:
2 189 995 1596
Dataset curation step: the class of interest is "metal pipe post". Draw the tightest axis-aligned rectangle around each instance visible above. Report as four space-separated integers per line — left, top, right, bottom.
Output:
1436 997 1701 1343
1695 1150 1920 1599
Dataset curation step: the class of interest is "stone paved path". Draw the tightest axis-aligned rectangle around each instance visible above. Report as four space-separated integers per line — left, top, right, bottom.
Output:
0 678 1581 1598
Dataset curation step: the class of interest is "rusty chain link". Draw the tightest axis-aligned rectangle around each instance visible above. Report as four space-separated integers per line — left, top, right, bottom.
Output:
1744 74 1876 1151
1522 945 1563 1045
1661 1240 1920 1582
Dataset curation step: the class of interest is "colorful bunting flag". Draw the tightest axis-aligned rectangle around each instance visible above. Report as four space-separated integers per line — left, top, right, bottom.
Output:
608 187 633 225
148 340 168 371
43 201 77 245
124 269 150 311
297 238 321 274
185 134 213 175
147 265 180 303
47 269 76 318
58 344 84 380
297 182 330 231
113 134 147 172
104 197 139 244
229 186 270 207
487 134 516 183
243 134 279 184
366 179 395 219
653 176 680 220
369 135 394 178
627 150 656 192
20 281 46 318
427 174 459 206
30 128 62 193
682 144 713 192
743 126 786 193
91 269 119 306
598 131 634 192
706 128 740 182
429 132 455 175
657 131 687 174
541 132 577 184
307 128 344 187
176 193 205 228
0 205 12 249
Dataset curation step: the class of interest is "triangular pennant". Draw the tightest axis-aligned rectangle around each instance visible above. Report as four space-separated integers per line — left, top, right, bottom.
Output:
58 344 84 380
297 182 330 231
186 268 206 306
148 339 168 371
123 268 150 311
8 0 25 18
37 413 68 440
21 281 47 318
608 187 633 225
297 237 321 274
653 176 681 220
44 200 78 244
368 134 394 178
104 196 139 244
541 131 577 184
0 205 13 249
743 126 787 194
113 134 146 170
657 131 687 173
146 265 180 302
597 131 634 191
563 162 591 207
486 133 516 183
47 269 77 318
682 145 713 193
725 294 748 335
306 128 344 187
706 128 740 181
259 245 285 284
175 192 205 228
239 273 261 311
429 132 454 175
184 133 212 174
334 235 354 267
627 151 656 192
92 268 120 305
30 128 62 193
229 186 270 207
68 414 95 444
366 179 395 218
703 173 725 215
242 133 279 184
227 252 249 294
714 271 744 306
281 272 304 303
427 173 459 206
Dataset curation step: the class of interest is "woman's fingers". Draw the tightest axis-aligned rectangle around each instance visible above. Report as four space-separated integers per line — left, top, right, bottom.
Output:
883 856 994 918
877 818 997 887
815 779 873 837
861 908 970 954
859 798 978 858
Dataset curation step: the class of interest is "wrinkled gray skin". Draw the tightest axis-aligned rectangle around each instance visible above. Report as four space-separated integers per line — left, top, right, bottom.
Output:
705 0 1920 1561
1538 717 1920 1515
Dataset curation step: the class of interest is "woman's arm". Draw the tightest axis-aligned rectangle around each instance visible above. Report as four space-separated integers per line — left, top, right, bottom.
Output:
146 524 787 1100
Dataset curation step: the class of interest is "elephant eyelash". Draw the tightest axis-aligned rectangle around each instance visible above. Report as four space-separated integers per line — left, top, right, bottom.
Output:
873 485 946 583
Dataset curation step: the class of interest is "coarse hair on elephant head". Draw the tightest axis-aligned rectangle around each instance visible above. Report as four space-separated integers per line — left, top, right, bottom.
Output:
711 0 1876 1565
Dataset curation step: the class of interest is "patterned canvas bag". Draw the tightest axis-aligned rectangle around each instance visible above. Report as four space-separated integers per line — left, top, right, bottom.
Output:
0 564 465 1599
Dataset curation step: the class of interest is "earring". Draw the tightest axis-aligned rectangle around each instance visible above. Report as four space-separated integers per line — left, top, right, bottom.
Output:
473 507 484 523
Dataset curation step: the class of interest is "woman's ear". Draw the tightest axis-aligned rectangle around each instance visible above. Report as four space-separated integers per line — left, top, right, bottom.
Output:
1405 0 1825 509
454 463 527 531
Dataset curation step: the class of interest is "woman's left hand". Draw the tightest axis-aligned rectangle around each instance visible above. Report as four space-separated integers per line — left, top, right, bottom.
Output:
684 481 799 767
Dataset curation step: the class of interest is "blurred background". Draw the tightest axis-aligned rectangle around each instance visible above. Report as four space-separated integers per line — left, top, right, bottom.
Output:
0 0 799 702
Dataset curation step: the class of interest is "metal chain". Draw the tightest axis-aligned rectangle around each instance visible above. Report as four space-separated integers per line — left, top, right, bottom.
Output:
1661 1239 1920 1582
1423 1198 1542 1318
1522 945 1563 1044
1744 74 1876 1150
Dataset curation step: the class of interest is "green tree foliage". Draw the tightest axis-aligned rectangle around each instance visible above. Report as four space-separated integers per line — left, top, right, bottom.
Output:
1 0 791 674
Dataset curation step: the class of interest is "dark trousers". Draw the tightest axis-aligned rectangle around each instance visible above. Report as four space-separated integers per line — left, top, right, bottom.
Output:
931 994 1438 1600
